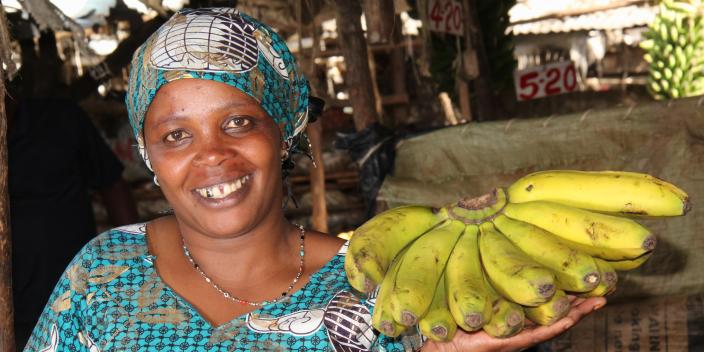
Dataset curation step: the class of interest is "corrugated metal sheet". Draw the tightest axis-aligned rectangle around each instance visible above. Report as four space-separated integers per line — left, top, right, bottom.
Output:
509 1 657 35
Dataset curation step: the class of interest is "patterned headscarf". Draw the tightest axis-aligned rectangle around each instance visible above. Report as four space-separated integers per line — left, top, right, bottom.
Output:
125 8 310 171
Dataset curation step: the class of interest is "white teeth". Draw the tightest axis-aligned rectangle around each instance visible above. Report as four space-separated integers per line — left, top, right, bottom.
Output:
195 175 250 199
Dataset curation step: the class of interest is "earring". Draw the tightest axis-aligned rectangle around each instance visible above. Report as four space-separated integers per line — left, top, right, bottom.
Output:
153 175 160 187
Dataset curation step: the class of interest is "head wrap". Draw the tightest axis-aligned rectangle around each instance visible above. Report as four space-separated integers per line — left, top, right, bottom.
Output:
125 8 310 170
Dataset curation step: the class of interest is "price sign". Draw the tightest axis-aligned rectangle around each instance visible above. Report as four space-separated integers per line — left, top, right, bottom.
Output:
513 61 579 101
428 0 463 36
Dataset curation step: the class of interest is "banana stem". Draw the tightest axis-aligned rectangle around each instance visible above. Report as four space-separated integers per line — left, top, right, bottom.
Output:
448 188 509 224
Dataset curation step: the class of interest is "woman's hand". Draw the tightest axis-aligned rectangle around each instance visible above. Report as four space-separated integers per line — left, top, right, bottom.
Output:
422 296 606 352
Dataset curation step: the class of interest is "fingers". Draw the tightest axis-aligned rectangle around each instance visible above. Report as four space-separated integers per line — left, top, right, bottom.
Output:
494 297 607 352
496 321 573 352
554 297 607 332
571 297 606 316
569 297 586 307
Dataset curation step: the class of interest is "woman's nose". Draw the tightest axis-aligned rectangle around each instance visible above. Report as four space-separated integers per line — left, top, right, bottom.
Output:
192 138 234 167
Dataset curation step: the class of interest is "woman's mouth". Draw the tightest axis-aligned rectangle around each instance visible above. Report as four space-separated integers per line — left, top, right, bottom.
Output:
194 174 251 199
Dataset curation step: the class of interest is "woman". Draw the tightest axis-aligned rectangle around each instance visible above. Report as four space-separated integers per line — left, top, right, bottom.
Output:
25 8 604 351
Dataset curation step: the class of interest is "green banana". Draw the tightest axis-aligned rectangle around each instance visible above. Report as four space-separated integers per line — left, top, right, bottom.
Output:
449 188 507 223
482 298 525 338
580 258 618 298
524 289 571 326
482 276 525 339
419 274 457 342
445 224 492 331
346 205 448 290
503 201 656 260
492 215 600 292
506 170 690 217
371 246 408 337
479 222 556 306
606 252 652 271
645 0 704 102
390 219 465 326
345 252 372 293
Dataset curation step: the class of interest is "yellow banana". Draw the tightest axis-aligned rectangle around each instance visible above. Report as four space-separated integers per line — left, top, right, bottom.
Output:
507 170 690 217
482 277 525 339
449 188 508 223
345 252 372 293
492 215 600 292
482 298 525 338
390 219 465 326
419 274 457 342
503 201 656 260
346 205 448 290
524 289 570 326
481 268 525 338
371 247 408 337
445 224 492 331
479 222 556 306
580 258 618 298
606 252 652 271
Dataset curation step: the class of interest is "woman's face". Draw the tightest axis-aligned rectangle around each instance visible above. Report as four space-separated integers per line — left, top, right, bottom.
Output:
143 79 284 237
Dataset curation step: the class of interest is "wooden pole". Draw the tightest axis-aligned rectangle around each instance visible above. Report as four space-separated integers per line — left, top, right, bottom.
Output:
362 0 396 44
439 92 459 125
306 120 328 233
382 6 410 127
463 0 497 121
0 4 15 350
297 0 328 233
334 0 380 131
458 80 472 122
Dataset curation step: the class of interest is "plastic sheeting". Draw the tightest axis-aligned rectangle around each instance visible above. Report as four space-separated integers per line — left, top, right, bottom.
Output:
378 96 704 300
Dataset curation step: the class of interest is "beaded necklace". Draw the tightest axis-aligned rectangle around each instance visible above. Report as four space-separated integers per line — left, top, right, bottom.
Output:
182 225 305 307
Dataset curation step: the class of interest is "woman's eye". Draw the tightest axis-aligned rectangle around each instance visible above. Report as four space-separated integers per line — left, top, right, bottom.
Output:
224 117 251 130
164 130 191 143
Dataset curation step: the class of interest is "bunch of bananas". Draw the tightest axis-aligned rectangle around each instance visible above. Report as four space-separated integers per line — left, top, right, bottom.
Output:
345 170 690 341
641 0 704 100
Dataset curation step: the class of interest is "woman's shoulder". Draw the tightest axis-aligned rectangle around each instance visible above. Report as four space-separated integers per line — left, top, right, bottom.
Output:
74 223 150 264
304 230 347 271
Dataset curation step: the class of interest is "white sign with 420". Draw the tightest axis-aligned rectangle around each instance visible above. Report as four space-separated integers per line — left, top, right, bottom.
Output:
513 61 579 101
428 0 464 36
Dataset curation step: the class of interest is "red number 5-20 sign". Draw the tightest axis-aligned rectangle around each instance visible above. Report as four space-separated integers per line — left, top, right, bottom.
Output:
513 61 579 101
428 0 463 36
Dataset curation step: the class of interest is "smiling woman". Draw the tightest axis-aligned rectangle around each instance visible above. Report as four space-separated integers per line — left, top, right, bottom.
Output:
21 6 604 352
143 81 284 238
20 7 423 352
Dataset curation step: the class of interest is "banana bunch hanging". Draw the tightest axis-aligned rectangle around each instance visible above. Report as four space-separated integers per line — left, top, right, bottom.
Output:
641 0 704 99
345 170 690 341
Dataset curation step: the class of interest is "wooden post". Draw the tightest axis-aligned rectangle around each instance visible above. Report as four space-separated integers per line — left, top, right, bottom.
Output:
306 120 328 233
463 0 497 121
334 0 380 131
0 4 15 350
438 92 459 125
366 44 384 122
362 0 396 44
458 80 472 122
296 0 328 233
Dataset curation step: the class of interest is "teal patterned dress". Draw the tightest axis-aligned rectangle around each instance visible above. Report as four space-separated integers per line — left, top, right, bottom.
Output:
24 224 423 351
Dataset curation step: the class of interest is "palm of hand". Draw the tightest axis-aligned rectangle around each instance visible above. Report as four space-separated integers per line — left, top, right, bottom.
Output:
422 296 606 352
